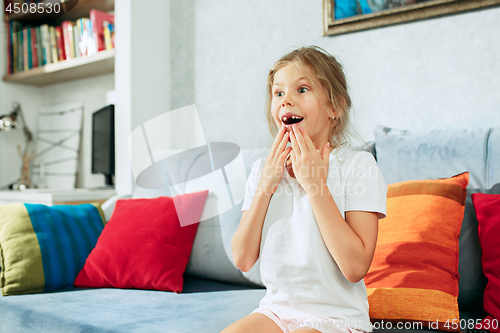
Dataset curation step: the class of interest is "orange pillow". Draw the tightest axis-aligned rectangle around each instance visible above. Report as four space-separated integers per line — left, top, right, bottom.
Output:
365 172 469 332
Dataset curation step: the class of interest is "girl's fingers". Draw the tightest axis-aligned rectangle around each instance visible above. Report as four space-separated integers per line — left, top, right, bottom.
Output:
289 130 300 155
270 127 286 154
276 132 289 155
271 133 289 165
278 147 292 164
300 128 316 153
322 142 330 161
292 126 308 153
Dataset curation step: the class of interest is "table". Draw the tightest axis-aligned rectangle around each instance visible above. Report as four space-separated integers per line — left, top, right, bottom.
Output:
0 188 116 206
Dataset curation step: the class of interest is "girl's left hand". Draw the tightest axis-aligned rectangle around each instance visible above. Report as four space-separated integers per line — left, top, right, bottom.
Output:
289 125 330 194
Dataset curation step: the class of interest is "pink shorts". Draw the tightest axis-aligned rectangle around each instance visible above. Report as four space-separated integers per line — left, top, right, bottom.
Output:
252 305 371 333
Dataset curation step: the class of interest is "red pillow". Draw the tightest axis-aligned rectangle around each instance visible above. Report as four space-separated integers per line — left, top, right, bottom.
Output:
74 190 209 293
472 193 500 333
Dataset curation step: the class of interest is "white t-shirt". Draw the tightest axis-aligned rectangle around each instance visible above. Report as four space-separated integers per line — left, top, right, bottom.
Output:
241 146 388 333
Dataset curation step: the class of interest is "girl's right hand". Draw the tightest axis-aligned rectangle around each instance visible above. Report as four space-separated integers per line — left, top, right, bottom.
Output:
257 127 292 196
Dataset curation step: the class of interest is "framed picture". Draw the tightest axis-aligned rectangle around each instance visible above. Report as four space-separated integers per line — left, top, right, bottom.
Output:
323 0 500 36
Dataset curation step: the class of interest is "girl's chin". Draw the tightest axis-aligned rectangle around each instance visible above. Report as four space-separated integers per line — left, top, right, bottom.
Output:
278 123 305 134
283 124 301 132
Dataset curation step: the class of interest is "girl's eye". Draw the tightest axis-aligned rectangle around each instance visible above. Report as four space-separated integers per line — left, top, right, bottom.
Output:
275 91 284 97
299 87 309 93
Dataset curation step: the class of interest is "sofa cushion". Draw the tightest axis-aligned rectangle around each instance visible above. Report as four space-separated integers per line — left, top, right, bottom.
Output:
131 148 269 288
0 281 266 333
0 203 105 296
365 172 469 332
472 193 500 332
487 128 500 186
374 126 499 311
458 184 500 310
74 192 208 293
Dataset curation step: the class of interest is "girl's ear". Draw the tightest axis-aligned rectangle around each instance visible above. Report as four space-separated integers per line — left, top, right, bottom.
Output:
330 107 337 119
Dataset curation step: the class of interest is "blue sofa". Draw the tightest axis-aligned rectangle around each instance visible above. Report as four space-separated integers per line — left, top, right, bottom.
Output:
1 126 498 333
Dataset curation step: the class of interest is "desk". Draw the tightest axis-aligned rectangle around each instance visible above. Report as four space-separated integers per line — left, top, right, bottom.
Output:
0 188 116 206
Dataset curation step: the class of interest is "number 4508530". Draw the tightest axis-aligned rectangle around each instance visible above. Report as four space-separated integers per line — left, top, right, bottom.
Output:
5 2 61 15
444 318 499 330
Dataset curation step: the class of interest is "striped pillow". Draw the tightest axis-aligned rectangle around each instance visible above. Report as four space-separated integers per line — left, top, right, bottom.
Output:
364 172 469 332
0 203 105 296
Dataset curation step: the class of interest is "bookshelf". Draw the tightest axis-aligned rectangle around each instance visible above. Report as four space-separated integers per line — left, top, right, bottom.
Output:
3 48 114 86
3 0 115 86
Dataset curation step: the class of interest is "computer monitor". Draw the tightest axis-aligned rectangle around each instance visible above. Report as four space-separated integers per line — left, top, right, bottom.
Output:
92 105 115 186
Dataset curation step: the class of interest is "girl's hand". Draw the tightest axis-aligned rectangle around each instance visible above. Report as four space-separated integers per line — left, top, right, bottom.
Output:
289 125 330 194
257 126 292 196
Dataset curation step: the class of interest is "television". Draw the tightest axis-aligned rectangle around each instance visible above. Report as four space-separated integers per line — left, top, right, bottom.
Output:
92 105 115 186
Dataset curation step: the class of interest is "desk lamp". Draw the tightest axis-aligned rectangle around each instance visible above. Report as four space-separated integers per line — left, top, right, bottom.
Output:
0 101 35 190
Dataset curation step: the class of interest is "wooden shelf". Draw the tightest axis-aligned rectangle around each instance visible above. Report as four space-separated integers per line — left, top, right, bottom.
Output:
4 0 114 25
2 49 114 86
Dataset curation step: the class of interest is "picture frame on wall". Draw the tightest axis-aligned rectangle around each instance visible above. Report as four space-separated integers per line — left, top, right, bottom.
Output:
323 0 500 36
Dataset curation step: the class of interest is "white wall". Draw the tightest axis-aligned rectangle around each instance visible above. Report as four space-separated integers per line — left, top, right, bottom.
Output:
114 0 133 195
130 1 171 129
114 0 172 195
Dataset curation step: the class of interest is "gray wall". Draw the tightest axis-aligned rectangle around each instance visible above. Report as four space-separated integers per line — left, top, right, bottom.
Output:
3 0 498 191
169 0 500 151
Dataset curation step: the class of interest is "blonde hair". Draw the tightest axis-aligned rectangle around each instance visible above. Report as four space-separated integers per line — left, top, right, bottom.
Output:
265 46 367 151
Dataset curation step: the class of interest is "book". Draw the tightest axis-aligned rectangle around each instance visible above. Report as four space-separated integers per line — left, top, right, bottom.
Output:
90 9 114 52
76 18 83 56
55 26 66 61
73 20 81 58
18 24 23 72
103 21 114 51
12 21 18 73
35 26 43 67
6 22 13 74
61 21 75 59
49 26 59 63
40 24 52 65
30 27 38 68
23 28 29 71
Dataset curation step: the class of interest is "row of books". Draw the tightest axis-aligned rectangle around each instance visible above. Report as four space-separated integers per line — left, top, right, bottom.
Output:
6 9 114 75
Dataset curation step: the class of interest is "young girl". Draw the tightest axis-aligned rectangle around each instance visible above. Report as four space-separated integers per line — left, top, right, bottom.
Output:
223 46 388 333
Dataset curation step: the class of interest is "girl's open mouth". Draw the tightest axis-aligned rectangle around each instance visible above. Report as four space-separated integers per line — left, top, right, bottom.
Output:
282 115 304 132
282 115 304 125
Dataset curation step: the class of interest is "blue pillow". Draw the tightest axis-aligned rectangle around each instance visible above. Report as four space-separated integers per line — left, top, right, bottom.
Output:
0 203 105 296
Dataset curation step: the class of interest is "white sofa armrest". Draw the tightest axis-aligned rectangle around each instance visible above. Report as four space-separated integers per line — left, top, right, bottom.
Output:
101 193 132 222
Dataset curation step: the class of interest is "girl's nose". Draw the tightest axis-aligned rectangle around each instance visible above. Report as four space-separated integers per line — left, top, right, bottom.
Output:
282 96 294 107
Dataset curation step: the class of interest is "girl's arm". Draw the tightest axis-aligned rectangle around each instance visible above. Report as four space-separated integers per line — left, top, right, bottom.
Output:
231 191 273 272
308 188 379 283
232 127 292 272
